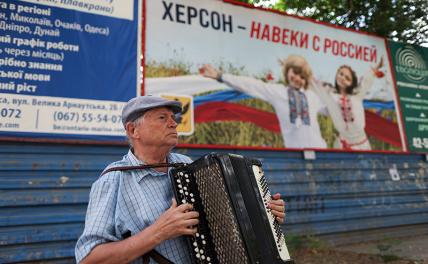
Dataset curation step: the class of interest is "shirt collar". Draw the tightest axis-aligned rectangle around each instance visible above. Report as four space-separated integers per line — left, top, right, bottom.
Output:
126 149 173 183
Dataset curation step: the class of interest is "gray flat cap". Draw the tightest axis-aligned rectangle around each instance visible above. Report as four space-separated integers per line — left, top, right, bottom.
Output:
121 95 182 127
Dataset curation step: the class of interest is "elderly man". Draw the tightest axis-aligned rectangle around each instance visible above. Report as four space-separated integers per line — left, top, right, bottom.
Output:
75 95 286 263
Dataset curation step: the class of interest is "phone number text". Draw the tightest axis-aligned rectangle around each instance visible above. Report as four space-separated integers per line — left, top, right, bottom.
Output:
53 111 121 124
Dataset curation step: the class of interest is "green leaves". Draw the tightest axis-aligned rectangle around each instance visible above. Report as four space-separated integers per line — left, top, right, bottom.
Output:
244 0 427 46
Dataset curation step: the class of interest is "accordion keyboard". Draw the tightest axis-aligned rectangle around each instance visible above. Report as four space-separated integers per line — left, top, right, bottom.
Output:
252 165 290 261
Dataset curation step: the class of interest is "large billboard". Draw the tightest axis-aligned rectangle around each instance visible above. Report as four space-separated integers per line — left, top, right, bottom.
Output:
144 0 406 151
389 41 428 153
0 0 141 141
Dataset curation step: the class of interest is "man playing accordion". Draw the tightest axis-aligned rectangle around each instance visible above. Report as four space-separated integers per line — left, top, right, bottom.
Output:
75 95 286 264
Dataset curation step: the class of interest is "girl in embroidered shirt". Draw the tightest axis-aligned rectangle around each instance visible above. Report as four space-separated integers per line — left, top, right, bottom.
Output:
201 55 327 149
310 58 384 150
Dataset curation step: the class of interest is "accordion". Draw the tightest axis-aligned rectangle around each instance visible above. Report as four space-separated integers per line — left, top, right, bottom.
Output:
170 153 293 264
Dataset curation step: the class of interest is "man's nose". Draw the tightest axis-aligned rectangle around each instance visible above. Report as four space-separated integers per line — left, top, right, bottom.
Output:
168 116 178 127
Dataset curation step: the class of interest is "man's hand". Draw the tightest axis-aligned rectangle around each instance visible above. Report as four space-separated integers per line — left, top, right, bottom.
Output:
153 199 199 243
269 193 286 224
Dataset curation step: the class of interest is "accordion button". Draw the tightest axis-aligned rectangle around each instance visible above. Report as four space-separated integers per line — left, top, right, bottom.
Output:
201 235 205 239
181 199 186 203
196 233 200 237
196 253 201 258
191 198 195 203
207 257 211 261
178 184 182 188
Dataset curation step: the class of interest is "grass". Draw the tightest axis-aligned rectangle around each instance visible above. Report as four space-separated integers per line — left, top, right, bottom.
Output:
179 121 284 147
286 235 406 263
145 60 191 77
285 234 327 254
376 238 403 262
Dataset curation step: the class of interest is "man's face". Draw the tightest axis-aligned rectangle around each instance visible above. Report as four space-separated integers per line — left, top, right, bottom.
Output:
287 67 306 89
134 107 178 148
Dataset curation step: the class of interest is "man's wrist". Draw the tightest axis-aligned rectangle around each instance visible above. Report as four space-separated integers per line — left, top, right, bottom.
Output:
145 223 165 246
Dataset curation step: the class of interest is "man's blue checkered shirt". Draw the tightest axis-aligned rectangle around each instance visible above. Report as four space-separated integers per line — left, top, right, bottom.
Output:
75 150 193 263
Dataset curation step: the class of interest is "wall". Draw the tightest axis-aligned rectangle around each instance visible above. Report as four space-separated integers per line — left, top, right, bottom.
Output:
1 142 427 263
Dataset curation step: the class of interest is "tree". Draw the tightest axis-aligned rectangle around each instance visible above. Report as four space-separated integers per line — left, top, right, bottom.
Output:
235 0 428 46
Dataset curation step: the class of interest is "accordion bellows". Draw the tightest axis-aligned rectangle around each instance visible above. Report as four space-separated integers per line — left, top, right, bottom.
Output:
170 153 293 264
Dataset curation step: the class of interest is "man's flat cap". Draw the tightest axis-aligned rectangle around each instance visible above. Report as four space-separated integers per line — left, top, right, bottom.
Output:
121 95 182 127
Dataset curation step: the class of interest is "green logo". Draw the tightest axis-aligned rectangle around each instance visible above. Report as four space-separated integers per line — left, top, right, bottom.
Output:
395 45 428 83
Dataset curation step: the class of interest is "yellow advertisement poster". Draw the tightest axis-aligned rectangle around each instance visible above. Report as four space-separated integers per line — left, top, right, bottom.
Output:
161 94 194 136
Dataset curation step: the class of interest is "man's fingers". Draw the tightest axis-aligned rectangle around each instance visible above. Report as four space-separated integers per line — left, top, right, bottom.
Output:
182 210 199 220
271 193 281 200
269 199 285 208
272 210 285 224
272 210 285 218
183 227 198 236
188 211 199 218
170 198 177 208
269 203 285 213
176 202 194 212
183 218 199 227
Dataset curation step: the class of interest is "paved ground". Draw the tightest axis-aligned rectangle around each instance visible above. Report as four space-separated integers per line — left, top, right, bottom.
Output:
335 234 428 262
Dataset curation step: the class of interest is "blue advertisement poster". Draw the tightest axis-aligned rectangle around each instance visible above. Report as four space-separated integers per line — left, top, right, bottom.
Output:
0 0 141 141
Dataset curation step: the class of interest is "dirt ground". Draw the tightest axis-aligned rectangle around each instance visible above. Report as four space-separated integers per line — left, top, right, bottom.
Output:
292 247 428 264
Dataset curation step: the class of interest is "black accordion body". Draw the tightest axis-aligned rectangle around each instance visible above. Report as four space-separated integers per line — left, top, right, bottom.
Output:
170 153 293 264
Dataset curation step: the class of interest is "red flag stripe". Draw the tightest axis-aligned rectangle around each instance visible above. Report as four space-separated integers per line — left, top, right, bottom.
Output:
195 102 280 132
195 102 402 147
364 110 402 148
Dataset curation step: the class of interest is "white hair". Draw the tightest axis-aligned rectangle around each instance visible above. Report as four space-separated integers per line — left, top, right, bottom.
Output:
126 114 145 148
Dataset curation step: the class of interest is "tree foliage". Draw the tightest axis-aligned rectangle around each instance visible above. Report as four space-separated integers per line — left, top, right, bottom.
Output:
236 0 428 46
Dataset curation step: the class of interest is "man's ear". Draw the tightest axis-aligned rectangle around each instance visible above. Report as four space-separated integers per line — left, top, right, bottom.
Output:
125 122 139 139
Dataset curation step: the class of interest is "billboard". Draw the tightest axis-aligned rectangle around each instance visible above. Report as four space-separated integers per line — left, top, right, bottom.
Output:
144 0 406 151
0 0 141 141
389 41 428 153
